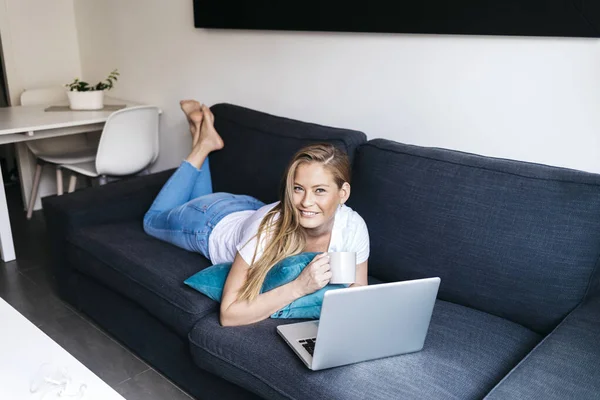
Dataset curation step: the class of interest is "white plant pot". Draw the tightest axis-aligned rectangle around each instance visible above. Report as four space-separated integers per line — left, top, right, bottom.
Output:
67 90 105 110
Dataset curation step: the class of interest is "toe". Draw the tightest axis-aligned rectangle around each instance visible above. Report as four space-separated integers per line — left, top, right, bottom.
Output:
189 110 203 124
181 99 202 114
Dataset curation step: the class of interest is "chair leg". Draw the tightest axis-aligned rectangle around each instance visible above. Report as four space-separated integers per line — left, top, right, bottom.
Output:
56 167 63 196
68 174 77 193
26 162 43 220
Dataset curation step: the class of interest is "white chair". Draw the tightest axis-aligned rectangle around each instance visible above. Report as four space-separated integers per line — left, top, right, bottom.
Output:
20 87 99 219
59 106 160 186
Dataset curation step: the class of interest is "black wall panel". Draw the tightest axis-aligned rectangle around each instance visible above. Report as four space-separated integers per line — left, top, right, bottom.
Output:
193 0 600 38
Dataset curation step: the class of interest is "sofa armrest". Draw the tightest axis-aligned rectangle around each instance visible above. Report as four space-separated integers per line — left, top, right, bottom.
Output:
42 169 174 302
484 294 600 400
42 168 174 229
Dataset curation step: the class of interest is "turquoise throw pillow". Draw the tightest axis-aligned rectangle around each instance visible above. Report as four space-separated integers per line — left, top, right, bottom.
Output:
184 252 346 319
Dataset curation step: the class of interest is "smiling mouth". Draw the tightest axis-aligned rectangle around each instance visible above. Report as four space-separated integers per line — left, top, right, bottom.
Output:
299 210 320 217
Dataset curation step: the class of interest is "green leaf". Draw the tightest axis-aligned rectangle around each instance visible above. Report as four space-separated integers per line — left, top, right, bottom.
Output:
65 68 120 92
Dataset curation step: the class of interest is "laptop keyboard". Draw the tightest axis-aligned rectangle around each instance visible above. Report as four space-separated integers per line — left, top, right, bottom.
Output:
298 338 317 356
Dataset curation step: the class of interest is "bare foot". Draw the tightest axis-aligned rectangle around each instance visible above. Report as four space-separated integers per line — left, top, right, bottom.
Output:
180 100 203 147
196 105 224 152
185 105 224 169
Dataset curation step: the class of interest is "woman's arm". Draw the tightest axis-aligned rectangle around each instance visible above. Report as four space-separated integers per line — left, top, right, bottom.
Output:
349 260 368 288
220 252 331 326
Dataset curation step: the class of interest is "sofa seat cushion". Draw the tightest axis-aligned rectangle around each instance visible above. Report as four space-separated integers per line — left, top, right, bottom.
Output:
188 299 541 400
66 221 217 336
484 295 600 400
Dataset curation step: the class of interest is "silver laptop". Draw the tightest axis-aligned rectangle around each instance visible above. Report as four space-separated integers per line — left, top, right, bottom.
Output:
277 277 440 370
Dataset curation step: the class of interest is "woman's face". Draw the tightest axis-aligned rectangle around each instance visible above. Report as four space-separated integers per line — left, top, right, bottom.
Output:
292 162 349 234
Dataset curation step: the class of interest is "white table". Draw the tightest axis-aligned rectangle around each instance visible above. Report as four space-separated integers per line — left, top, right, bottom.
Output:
0 297 126 399
0 98 141 262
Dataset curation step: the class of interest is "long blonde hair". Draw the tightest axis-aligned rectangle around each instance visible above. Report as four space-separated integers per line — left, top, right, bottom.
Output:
237 143 351 301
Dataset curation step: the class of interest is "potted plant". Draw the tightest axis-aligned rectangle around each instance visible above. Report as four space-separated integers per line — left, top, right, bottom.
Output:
65 69 120 110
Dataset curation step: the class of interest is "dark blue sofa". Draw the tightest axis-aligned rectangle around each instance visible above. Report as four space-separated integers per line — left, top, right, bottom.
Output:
43 104 600 400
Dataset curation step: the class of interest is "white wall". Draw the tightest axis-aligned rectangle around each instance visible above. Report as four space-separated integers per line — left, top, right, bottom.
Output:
0 0 81 105
74 0 600 173
0 0 82 210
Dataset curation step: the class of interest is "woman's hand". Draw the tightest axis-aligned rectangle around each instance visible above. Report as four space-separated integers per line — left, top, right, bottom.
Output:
293 253 332 297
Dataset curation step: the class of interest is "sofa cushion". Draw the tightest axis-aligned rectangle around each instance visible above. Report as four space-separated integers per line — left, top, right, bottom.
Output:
484 295 600 400
209 103 367 204
185 252 346 319
42 169 175 303
66 221 217 336
188 300 540 400
349 139 600 334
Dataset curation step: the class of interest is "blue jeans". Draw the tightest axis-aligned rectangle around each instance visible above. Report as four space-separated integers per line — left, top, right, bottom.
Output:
143 159 265 259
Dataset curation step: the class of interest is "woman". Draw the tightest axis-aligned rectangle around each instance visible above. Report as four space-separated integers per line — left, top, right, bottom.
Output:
144 100 370 326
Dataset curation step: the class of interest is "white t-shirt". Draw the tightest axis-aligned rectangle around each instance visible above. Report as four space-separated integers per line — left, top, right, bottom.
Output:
207 202 370 266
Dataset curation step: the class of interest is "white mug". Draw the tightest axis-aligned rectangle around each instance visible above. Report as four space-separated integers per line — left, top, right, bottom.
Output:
328 252 356 284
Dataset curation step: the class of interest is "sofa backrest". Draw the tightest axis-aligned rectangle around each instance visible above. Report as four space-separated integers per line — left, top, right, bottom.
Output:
209 103 367 204
349 139 600 334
